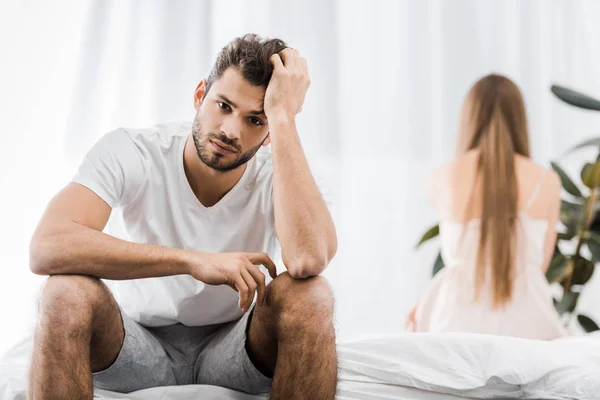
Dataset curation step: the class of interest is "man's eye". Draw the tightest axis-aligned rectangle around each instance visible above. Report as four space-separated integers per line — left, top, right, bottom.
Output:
249 117 263 126
218 102 231 111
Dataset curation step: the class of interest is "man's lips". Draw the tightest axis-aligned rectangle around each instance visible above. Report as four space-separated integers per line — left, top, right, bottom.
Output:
211 140 237 154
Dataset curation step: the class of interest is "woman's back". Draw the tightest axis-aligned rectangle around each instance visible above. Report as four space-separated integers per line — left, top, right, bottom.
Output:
433 149 556 223
433 150 559 273
414 150 568 339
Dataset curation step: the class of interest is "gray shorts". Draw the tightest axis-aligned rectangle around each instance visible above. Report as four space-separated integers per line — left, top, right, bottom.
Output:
92 307 272 394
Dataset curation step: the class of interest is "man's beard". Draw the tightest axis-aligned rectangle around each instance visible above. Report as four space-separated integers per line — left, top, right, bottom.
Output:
192 118 266 173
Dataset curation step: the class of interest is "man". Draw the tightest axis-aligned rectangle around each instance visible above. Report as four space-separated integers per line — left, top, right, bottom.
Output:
28 34 338 400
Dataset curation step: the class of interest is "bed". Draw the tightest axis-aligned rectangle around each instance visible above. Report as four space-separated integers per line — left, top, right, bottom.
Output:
2 332 598 399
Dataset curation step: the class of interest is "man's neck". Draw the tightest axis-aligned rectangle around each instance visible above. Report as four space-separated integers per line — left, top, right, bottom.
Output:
183 135 247 207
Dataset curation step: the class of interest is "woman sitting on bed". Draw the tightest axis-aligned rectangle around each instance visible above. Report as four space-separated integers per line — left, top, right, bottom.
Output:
407 74 568 340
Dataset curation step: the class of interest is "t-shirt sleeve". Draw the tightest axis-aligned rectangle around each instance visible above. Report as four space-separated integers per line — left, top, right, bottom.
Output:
71 129 147 208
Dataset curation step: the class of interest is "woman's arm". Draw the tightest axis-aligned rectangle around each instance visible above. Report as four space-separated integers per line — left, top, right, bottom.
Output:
541 171 562 273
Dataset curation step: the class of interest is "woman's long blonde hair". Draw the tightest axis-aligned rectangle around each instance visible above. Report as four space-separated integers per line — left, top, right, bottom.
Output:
457 74 530 307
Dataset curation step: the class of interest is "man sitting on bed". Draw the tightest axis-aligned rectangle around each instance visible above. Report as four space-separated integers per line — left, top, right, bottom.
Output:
27 34 338 400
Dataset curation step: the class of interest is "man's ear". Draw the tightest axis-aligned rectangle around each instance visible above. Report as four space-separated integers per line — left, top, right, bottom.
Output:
193 80 208 110
262 133 271 146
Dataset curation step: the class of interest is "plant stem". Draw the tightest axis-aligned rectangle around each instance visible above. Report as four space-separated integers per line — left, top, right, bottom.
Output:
565 188 598 291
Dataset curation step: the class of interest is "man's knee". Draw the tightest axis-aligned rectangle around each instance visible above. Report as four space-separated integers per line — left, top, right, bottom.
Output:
38 275 111 334
267 272 334 324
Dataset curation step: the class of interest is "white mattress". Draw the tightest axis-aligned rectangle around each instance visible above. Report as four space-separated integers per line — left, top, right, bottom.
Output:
2 332 599 399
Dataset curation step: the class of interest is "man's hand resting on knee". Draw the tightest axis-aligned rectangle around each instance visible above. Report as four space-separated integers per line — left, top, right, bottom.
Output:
186 252 278 312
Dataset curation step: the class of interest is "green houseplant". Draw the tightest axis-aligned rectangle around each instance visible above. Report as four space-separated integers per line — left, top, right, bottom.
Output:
416 84 600 333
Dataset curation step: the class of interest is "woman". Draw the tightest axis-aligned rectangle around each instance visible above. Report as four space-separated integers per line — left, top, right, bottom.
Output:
407 74 568 340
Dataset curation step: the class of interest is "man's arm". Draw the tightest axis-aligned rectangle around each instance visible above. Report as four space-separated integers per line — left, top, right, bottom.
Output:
30 183 277 311
266 49 338 279
30 183 191 279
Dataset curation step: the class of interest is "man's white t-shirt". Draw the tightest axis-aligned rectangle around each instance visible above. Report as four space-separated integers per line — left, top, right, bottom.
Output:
72 121 291 327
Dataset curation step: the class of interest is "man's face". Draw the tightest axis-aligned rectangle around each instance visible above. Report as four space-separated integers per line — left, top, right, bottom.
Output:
192 68 270 172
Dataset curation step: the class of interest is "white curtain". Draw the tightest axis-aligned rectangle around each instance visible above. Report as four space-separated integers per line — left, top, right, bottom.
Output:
2 0 600 356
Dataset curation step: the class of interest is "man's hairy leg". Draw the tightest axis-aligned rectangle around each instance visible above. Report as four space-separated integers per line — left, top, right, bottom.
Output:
247 272 337 399
28 275 124 400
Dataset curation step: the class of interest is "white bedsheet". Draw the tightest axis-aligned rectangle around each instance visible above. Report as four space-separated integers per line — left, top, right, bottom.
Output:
2 332 598 399
337 333 600 399
94 384 466 400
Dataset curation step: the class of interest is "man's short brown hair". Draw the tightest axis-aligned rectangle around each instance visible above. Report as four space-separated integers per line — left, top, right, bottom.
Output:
205 34 288 96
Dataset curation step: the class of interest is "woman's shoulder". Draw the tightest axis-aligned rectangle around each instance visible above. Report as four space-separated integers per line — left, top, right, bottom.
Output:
514 156 561 191
515 157 562 217
427 151 479 185
426 154 478 212
426 161 454 194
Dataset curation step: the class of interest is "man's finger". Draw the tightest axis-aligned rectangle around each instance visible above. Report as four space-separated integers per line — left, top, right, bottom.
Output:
301 57 309 75
234 275 249 311
240 267 256 311
246 263 267 306
248 253 277 279
270 53 284 70
279 48 297 68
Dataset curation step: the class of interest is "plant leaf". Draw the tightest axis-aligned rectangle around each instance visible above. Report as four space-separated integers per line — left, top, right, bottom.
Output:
581 163 594 188
571 258 595 285
432 251 444 277
551 162 583 198
561 199 585 211
581 161 600 188
588 207 600 235
587 233 600 261
551 85 600 111
546 250 569 283
557 230 576 241
560 199 584 230
577 314 600 333
416 224 440 249
565 137 600 156
558 215 578 239
555 290 580 314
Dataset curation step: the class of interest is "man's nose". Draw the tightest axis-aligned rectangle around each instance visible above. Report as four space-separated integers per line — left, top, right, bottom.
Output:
220 116 243 141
